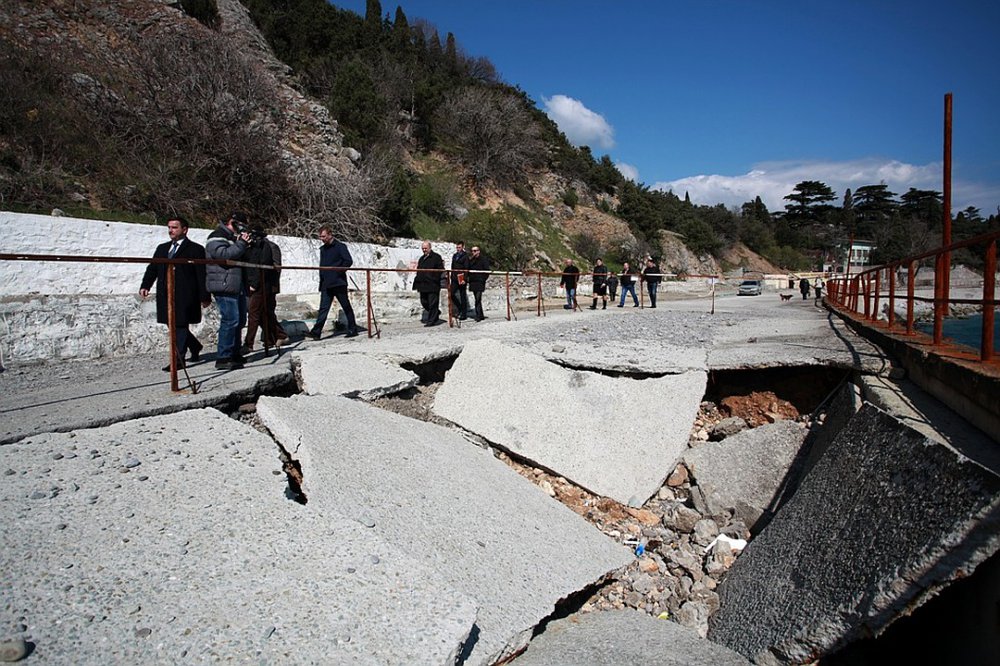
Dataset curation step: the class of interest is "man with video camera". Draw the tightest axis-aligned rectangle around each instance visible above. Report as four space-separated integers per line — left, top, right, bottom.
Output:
206 211 252 369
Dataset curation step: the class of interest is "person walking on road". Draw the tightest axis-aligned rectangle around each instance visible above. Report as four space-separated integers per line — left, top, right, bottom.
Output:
206 211 252 369
642 257 662 308
617 261 639 307
139 217 210 371
413 241 445 326
242 227 288 352
799 277 810 300
467 245 490 321
450 241 470 320
307 226 358 340
560 258 580 310
589 258 609 310
813 276 824 301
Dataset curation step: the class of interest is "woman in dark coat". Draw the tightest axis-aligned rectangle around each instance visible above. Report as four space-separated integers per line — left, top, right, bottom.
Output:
140 217 210 369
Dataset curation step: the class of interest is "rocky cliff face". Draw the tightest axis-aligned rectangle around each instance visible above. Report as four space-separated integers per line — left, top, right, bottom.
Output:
1 0 354 172
0 0 367 230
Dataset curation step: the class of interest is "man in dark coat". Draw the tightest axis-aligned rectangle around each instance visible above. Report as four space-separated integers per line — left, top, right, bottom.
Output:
559 258 580 310
242 228 288 351
450 241 470 320
412 241 445 326
642 257 662 308
617 261 639 307
307 226 358 340
467 245 490 321
589 258 609 310
139 217 210 371
799 277 810 300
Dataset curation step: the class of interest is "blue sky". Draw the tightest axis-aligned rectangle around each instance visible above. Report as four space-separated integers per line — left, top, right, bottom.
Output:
333 1 1000 216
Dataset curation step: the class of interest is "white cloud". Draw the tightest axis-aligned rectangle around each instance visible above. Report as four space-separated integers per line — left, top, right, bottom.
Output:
651 158 998 214
543 94 615 150
615 161 639 182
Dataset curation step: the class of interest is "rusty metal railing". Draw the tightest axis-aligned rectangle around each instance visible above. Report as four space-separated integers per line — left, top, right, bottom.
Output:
1 251 722 393
825 229 999 363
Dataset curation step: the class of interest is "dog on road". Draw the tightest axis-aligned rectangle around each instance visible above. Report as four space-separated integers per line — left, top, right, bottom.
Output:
780 293 793 301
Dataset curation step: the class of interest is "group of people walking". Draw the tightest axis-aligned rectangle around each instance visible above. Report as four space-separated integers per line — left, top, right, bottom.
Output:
140 212 291 371
140 214 360 373
141 218 663 374
559 256 663 311
412 241 491 325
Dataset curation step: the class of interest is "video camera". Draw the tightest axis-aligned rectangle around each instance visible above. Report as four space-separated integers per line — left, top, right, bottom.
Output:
235 223 265 245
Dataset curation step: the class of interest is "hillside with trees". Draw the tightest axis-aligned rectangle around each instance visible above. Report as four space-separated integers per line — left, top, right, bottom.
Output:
1 0 995 274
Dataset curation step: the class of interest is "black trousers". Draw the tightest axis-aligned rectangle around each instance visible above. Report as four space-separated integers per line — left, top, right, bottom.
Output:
420 290 440 322
451 284 469 318
472 288 485 319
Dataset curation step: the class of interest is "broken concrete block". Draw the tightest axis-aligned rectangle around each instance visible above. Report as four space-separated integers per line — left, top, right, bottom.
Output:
256 394 633 665
433 339 707 505
0 409 477 664
296 350 419 398
708 404 1000 664
682 420 808 530
512 609 750 664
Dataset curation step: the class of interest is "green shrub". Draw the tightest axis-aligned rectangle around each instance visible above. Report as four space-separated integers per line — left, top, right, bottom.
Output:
562 188 579 209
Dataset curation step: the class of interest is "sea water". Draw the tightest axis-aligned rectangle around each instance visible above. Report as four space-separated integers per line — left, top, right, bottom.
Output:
915 311 999 351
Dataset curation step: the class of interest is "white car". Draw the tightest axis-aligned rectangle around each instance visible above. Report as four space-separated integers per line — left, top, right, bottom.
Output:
738 279 763 296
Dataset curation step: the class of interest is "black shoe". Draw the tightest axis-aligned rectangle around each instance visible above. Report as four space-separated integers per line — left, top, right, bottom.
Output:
425 318 444 327
345 329 359 338
240 344 252 355
617 304 624 308
162 360 185 372
304 331 320 341
215 359 241 370
458 315 468 321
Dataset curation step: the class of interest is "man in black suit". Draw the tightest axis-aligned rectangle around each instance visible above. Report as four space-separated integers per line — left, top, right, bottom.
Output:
140 217 211 370
450 241 470 320
412 241 445 326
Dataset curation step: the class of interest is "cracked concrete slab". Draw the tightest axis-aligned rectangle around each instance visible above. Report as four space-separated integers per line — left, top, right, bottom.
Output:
682 420 810 528
708 404 1000 664
433 339 707 505
0 351 294 445
295 349 419 398
0 409 476 664
255 394 633 666
512 610 749 665
526 339 707 375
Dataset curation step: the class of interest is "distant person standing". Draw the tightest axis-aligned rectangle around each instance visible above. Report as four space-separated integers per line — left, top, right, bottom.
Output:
607 270 619 303
559 258 580 310
139 217 210 371
589 258 609 310
450 241 470 320
813 276 824 301
617 261 639 307
642 257 662 308
413 241 445 326
307 226 358 340
467 245 490 321
799 277 810 300
206 211 252 369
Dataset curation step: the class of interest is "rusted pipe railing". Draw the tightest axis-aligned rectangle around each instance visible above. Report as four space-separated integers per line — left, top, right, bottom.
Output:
826 228 1000 362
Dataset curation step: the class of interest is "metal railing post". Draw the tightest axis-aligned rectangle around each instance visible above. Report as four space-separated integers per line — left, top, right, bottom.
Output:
982 240 996 361
906 261 915 335
167 263 179 392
